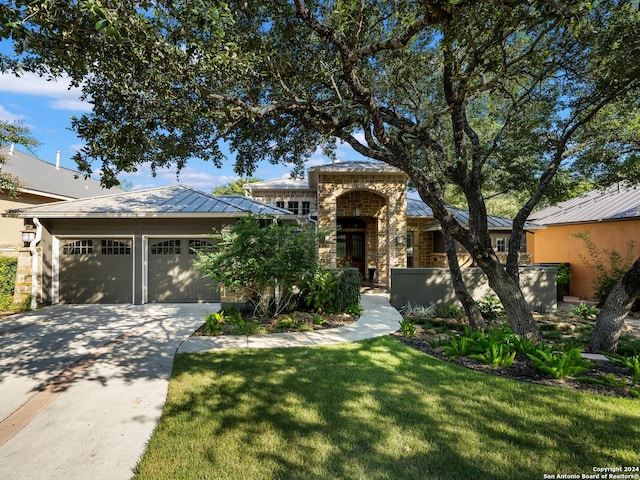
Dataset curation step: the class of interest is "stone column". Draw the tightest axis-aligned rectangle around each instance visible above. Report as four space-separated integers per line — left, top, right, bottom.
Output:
13 247 41 306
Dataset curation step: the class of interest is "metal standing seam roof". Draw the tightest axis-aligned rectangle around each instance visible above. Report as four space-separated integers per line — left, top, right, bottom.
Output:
243 178 311 191
1 147 112 199
3 185 297 219
407 198 542 230
529 182 640 225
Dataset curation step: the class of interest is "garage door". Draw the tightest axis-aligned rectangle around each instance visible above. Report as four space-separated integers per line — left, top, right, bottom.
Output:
59 238 133 303
147 238 220 302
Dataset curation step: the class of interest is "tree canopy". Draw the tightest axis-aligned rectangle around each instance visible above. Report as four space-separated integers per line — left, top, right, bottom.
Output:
2 0 639 340
0 121 39 197
212 177 263 196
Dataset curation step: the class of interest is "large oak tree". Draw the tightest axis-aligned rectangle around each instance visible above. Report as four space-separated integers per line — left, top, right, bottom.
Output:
2 0 639 344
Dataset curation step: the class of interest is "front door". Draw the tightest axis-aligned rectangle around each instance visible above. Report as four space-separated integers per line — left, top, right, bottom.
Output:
337 232 365 278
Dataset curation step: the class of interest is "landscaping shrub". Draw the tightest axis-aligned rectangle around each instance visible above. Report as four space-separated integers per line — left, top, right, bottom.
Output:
302 267 360 314
0 256 17 311
399 318 417 338
476 295 505 322
437 303 464 319
526 346 593 379
194 216 320 317
574 232 636 306
571 303 598 321
331 268 361 313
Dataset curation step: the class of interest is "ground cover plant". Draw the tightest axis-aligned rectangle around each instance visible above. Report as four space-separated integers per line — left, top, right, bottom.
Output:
133 337 640 480
398 301 640 398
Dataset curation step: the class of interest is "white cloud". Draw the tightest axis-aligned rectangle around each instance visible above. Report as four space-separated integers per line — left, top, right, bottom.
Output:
0 72 91 112
0 104 27 123
69 143 86 152
51 98 93 112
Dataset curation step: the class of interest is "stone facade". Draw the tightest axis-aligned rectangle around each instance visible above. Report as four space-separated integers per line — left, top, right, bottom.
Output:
246 161 530 287
13 247 42 306
316 172 407 285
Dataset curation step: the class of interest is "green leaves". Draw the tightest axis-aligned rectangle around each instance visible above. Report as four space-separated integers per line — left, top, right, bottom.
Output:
194 215 320 317
526 346 593 379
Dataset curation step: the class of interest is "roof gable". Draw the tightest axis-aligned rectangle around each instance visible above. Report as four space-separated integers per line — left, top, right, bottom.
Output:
1 147 112 199
529 183 640 225
4 185 296 219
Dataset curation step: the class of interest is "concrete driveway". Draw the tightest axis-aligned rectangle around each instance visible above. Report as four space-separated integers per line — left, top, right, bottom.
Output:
0 303 215 480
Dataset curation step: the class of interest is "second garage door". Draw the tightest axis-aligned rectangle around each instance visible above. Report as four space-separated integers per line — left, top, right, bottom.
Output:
147 238 219 303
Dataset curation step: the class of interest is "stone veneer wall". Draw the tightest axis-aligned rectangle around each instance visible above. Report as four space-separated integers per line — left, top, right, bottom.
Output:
13 247 42 305
407 218 437 268
317 172 407 286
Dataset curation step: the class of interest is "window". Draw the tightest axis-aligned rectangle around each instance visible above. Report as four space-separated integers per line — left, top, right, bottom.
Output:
151 239 181 255
496 238 506 253
407 232 414 268
301 201 311 216
62 239 93 255
276 201 285 209
189 239 215 254
101 239 132 255
287 201 299 215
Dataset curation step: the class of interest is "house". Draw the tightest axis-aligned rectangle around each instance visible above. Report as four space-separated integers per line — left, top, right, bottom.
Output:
0 146 110 256
527 182 640 300
3 185 294 305
5 160 538 307
245 161 535 286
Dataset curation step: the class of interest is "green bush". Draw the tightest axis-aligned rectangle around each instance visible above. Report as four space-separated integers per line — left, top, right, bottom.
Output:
437 303 464 319
204 312 225 335
571 303 598 321
332 268 361 313
399 318 417 338
303 267 360 314
476 295 505 322
0 256 17 295
0 257 17 310
526 346 593 379
470 343 516 368
574 232 635 306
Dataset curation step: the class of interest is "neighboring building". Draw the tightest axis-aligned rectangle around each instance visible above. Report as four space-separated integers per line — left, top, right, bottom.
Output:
246 161 535 286
527 182 640 300
4 185 294 305
0 147 110 256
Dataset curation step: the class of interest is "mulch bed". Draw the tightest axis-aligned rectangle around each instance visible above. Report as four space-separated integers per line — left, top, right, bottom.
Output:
393 332 637 399
192 311 358 336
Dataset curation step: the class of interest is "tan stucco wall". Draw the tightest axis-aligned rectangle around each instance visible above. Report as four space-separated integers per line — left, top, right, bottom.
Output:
527 219 640 299
0 193 59 256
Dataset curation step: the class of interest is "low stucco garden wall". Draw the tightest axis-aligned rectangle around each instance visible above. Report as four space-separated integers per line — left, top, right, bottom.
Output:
390 267 557 313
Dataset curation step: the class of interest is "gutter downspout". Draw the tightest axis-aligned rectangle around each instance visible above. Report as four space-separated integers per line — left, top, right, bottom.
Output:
29 218 43 310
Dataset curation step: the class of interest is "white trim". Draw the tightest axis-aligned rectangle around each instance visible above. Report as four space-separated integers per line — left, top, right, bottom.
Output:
54 234 135 304
142 236 149 304
52 236 59 304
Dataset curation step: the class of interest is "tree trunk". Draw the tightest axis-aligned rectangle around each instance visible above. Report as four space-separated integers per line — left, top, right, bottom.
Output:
588 256 640 353
443 231 487 329
475 254 541 340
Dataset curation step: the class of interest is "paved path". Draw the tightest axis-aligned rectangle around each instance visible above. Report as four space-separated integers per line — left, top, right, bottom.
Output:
0 294 401 480
178 293 402 353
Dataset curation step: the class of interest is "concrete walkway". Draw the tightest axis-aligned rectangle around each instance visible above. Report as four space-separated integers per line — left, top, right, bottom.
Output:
178 293 402 353
0 294 401 480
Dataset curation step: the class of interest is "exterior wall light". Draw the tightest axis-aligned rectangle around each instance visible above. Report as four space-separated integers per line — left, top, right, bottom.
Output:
21 228 36 245
396 235 404 244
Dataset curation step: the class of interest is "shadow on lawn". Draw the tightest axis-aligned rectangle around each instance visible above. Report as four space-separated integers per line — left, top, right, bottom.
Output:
152 337 640 480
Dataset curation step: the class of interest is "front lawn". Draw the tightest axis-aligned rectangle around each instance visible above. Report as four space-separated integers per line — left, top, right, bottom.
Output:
133 337 640 480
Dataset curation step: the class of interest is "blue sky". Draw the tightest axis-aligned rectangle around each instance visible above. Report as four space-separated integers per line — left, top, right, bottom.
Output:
0 69 367 192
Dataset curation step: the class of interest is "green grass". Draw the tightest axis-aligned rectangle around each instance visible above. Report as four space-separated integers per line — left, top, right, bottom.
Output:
133 337 640 480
